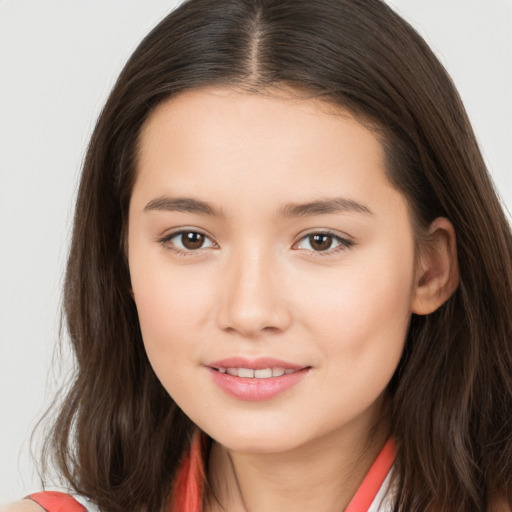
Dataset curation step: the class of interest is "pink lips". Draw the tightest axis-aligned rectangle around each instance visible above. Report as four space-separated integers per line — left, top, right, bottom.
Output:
207 357 311 401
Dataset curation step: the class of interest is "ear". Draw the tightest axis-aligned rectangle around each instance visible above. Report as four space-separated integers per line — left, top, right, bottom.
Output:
412 217 459 315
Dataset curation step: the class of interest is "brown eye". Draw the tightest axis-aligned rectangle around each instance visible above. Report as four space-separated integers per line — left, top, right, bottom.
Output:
181 232 205 250
161 230 216 253
294 231 353 255
309 234 334 251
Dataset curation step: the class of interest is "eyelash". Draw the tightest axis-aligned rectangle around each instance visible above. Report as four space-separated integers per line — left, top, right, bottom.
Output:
157 229 217 258
294 230 355 257
157 229 355 258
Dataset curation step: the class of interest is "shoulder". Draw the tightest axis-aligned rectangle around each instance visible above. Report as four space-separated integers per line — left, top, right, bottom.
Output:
0 501 45 512
1 493 91 512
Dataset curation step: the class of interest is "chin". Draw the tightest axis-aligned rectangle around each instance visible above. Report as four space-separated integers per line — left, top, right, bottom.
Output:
217 436 301 455
204 423 312 455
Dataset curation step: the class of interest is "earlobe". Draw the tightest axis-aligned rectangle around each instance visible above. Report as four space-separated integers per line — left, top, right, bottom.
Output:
411 217 459 315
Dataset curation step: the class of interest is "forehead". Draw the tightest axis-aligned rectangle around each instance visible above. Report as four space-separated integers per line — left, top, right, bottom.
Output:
133 86 398 218
138 87 377 159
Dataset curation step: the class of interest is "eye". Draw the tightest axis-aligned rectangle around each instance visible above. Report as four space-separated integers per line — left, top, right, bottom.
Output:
159 230 216 253
294 232 353 254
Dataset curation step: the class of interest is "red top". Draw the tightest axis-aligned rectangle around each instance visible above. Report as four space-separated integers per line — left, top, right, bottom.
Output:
27 491 86 512
28 434 395 512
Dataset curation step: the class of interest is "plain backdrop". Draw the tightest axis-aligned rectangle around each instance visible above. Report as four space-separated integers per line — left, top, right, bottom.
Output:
1 0 511 503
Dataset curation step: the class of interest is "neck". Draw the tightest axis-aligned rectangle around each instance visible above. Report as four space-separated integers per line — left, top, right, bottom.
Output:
205 407 390 512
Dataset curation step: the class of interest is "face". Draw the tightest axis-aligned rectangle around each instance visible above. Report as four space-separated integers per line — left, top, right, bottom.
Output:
128 87 419 454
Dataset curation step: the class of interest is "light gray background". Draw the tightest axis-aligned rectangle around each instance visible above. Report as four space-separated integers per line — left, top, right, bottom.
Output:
1 0 511 503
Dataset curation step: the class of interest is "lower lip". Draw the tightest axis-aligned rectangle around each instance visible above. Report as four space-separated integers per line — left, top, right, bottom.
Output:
208 367 310 401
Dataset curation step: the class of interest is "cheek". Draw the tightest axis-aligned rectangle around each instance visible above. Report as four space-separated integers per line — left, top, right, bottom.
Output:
131 263 217 409
292 249 415 430
299 240 416 368
130 253 215 363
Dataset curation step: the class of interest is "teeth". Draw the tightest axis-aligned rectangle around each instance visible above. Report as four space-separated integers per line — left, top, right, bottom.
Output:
254 368 272 378
238 368 255 378
219 367 298 378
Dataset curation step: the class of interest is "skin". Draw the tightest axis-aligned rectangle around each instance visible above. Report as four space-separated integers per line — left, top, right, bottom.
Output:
126 86 457 511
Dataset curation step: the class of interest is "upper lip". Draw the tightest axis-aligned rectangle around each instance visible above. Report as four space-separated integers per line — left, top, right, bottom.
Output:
207 357 308 370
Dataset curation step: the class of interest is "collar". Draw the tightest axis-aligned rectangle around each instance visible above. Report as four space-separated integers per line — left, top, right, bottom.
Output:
171 432 396 512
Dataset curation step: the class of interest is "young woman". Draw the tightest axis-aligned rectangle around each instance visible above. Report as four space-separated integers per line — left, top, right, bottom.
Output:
5 0 511 511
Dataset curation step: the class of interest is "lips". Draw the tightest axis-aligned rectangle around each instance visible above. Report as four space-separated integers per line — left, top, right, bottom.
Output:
206 357 311 401
221 367 296 378
208 357 306 371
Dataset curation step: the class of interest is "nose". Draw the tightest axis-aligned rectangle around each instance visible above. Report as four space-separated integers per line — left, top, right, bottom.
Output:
216 249 292 337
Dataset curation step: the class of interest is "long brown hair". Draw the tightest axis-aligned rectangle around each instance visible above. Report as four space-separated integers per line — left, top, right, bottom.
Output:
41 1 512 510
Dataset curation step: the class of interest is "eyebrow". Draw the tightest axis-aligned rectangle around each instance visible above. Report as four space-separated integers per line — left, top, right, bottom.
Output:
144 196 225 217
144 195 372 217
279 197 373 217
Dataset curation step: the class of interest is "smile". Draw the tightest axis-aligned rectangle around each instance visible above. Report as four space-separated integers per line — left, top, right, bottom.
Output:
207 358 311 401
217 367 298 378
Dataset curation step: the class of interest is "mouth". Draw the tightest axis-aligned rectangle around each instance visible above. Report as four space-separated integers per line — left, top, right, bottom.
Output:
206 357 311 401
208 357 308 376
212 366 302 378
